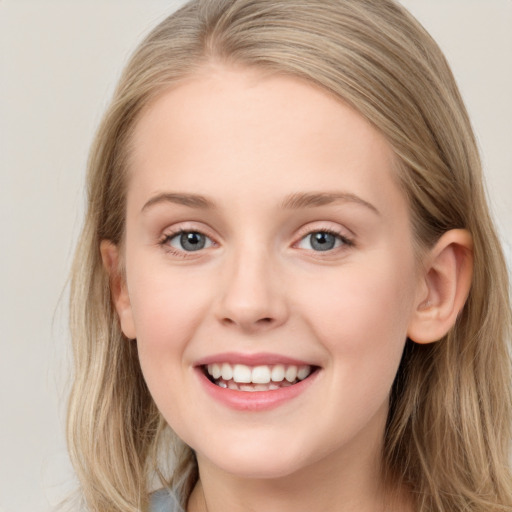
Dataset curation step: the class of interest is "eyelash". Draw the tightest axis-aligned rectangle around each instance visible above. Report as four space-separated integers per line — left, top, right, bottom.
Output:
158 227 354 258
294 227 354 253
158 229 217 258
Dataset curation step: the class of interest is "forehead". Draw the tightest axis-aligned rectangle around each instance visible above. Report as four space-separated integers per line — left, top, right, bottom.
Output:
127 65 403 216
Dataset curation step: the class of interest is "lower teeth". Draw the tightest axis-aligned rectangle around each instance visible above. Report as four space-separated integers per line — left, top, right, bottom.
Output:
214 379 296 391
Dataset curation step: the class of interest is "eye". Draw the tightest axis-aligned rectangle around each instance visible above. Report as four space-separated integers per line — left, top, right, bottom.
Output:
296 230 351 252
165 231 214 252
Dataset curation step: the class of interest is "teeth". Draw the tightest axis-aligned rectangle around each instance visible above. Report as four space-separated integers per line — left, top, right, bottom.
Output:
297 366 310 380
206 363 313 386
254 383 272 391
227 380 239 390
271 364 285 382
239 384 257 392
207 363 222 379
285 366 297 382
233 364 252 383
221 363 233 381
252 365 271 384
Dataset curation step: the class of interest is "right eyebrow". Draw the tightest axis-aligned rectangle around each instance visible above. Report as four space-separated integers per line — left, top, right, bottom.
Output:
141 192 216 213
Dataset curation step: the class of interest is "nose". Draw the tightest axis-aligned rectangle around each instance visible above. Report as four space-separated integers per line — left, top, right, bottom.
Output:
215 247 289 333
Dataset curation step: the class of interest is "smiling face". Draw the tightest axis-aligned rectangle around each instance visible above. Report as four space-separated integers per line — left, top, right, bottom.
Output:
108 66 424 481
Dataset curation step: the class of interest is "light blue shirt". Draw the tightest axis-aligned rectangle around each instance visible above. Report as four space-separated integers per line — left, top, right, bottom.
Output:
150 489 184 512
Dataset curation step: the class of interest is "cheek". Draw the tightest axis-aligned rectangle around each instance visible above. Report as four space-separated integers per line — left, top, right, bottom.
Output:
293 252 417 376
127 263 211 341
125 266 216 399
303 263 413 335
296 257 415 433
126 269 214 426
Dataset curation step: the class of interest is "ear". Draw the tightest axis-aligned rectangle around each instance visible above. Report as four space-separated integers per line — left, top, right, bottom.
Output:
100 240 137 340
407 229 473 344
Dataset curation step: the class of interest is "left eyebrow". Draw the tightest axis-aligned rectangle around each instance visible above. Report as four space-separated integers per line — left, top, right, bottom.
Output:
281 192 380 216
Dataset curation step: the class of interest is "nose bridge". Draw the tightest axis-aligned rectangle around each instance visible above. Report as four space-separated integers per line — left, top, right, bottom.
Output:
216 239 287 331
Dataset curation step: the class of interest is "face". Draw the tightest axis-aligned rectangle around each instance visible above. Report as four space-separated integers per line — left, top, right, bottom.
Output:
113 66 424 480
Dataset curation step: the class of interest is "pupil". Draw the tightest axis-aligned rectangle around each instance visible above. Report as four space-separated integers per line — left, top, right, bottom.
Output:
180 232 205 251
311 232 335 251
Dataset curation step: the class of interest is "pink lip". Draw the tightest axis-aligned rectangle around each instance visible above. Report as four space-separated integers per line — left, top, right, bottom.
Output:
195 365 320 412
195 352 314 367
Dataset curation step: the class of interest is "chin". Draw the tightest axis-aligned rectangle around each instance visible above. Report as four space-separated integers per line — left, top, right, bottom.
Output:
197 440 315 480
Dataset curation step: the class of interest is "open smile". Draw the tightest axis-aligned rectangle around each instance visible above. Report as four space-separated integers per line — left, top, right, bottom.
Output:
204 362 315 392
195 355 321 411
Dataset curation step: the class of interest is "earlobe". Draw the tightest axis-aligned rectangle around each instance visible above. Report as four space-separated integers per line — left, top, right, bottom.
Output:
407 229 473 344
99 240 137 340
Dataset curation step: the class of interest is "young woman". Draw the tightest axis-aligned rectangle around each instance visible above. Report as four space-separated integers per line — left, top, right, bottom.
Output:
67 1 512 511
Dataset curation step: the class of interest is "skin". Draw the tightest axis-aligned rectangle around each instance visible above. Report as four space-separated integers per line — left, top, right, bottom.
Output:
102 65 473 512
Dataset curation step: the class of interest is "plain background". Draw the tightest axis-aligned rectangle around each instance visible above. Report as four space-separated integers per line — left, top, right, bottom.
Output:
1 1 511 511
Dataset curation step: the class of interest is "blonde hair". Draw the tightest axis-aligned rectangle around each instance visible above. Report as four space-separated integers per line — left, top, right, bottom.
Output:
68 1 512 511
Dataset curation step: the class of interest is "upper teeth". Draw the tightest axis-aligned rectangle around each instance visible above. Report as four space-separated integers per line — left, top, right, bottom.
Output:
206 363 312 384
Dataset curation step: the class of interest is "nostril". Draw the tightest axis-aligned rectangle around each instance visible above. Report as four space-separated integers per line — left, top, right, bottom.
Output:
220 316 275 329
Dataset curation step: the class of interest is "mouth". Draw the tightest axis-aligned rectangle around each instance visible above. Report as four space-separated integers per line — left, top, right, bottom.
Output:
203 362 318 392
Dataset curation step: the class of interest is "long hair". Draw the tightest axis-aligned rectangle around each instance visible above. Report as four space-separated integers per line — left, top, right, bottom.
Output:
68 1 512 510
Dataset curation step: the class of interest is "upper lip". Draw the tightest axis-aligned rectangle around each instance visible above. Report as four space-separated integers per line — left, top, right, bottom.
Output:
195 352 317 367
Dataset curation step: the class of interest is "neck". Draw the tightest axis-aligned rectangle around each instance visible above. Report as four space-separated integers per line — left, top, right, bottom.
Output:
188 434 411 512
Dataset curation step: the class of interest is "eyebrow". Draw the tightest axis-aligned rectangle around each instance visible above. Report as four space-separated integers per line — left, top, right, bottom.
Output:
141 192 216 212
141 191 380 215
281 192 380 215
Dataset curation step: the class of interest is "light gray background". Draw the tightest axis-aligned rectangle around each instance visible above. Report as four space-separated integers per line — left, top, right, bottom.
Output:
1 1 511 511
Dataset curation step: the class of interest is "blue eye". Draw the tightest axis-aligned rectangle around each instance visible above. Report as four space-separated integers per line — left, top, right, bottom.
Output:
297 231 348 252
167 231 214 252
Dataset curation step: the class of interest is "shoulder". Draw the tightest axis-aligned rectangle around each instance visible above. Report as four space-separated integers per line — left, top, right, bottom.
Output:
149 489 184 512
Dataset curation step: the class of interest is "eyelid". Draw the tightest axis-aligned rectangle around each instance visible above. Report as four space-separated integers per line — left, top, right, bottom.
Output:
168 230 215 250
293 222 354 244
156 221 354 258
159 221 218 242
158 222 219 257
292 223 355 254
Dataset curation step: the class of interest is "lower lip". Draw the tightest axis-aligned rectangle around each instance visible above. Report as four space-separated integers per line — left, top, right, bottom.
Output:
196 368 319 411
